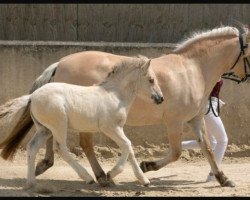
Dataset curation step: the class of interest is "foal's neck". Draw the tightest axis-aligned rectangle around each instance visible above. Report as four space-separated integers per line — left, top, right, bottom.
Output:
101 73 139 106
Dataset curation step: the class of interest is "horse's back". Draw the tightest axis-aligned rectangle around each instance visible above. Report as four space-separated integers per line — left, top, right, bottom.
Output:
55 51 132 86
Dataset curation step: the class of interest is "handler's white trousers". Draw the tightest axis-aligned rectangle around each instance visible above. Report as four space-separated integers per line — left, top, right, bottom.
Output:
182 98 228 167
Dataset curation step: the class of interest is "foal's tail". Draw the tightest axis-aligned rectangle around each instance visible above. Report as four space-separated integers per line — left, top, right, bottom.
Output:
0 95 32 160
0 62 58 160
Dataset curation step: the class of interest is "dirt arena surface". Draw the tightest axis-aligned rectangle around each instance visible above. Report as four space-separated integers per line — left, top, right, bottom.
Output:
0 144 249 197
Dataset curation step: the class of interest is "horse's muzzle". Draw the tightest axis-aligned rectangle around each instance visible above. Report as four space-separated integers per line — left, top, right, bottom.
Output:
151 94 164 104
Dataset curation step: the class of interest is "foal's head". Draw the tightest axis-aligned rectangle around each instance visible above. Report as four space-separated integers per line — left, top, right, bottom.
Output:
104 57 164 105
136 58 164 105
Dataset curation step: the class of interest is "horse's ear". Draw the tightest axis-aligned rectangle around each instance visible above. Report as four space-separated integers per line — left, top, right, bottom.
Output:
141 59 151 72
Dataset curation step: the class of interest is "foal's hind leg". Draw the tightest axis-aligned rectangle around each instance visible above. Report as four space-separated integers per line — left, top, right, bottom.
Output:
102 127 150 186
35 135 54 176
26 128 51 189
140 121 183 173
79 132 115 187
188 117 235 187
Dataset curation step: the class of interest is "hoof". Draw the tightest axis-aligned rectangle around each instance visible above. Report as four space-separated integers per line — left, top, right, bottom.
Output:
97 172 116 187
98 178 116 187
23 182 36 190
140 161 158 173
87 180 96 185
222 180 236 187
35 159 53 176
143 182 150 187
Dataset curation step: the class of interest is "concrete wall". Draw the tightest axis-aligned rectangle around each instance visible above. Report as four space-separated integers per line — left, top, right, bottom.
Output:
0 41 250 148
1 4 250 43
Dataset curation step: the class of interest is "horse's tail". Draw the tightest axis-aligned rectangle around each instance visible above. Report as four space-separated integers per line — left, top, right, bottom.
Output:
29 62 58 94
0 95 32 160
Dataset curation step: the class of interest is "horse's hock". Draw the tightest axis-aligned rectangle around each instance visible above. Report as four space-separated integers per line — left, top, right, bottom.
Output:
0 41 250 149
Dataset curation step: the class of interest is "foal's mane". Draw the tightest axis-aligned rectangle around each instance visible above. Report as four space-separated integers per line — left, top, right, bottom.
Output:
100 55 148 86
173 26 240 55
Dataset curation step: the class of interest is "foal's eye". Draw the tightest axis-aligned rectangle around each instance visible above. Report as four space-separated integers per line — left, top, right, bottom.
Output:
149 79 154 84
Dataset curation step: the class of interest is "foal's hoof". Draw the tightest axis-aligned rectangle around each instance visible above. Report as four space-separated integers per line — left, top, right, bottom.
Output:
143 182 150 187
23 183 36 190
222 180 236 187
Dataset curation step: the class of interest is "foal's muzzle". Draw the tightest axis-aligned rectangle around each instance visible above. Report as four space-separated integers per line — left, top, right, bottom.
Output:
151 94 164 104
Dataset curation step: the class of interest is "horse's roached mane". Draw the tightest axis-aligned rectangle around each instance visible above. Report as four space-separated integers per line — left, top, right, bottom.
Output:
174 26 241 53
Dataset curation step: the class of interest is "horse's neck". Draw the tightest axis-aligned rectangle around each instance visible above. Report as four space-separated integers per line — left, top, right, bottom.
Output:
189 37 239 97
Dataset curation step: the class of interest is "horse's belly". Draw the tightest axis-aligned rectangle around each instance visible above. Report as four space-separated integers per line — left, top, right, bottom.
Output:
126 97 165 126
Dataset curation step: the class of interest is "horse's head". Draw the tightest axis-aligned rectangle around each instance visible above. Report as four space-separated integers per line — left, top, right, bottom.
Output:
138 59 164 105
223 20 250 83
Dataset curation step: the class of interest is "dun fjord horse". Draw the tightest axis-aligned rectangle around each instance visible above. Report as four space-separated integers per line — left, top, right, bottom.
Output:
0 57 164 188
1 22 250 188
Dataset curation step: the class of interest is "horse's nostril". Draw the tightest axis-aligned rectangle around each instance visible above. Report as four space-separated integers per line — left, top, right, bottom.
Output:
161 97 164 102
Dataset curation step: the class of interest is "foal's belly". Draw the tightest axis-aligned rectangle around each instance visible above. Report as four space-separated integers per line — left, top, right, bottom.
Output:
67 113 100 133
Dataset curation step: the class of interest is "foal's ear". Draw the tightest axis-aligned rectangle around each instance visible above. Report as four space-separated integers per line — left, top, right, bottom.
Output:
141 59 151 72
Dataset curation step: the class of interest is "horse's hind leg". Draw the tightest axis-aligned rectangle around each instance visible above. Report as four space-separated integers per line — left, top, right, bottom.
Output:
79 132 114 187
140 121 183 173
188 116 235 187
35 135 54 176
26 128 51 189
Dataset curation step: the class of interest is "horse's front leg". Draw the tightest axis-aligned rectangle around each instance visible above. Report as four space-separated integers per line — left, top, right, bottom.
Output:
140 121 183 172
79 132 115 187
35 133 54 176
188 116 235 187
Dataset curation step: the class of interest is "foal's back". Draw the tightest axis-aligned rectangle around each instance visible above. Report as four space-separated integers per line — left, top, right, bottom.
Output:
30 82 123 133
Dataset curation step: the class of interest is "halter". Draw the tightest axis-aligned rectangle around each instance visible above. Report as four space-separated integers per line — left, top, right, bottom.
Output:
222 34 250 83
207 33 250 117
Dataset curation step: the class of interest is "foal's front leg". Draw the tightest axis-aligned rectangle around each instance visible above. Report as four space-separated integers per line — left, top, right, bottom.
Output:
79 132 115 187
103 126 150 186
188 116 235 187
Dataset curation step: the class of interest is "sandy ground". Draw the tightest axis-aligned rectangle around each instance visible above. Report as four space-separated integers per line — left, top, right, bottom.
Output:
0 144 250 197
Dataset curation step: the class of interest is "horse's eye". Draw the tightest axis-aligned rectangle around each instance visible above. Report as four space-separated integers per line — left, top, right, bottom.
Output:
149 79 154 84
